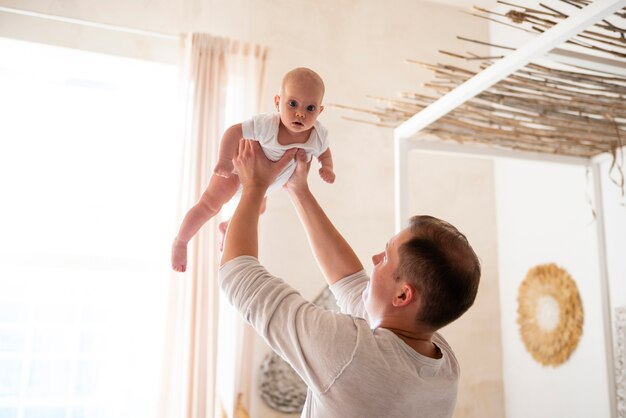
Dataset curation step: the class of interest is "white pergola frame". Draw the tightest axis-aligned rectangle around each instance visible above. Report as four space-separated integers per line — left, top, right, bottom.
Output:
393 2 626 418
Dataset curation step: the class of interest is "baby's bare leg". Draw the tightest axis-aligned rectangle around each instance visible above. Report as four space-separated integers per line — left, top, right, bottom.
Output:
172 174 240 271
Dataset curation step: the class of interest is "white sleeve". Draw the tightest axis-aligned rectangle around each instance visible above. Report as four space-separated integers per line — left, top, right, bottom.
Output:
329 270 369 321
241 113 278 143
312 121 330 157
241 117 255 139
219 256 359 394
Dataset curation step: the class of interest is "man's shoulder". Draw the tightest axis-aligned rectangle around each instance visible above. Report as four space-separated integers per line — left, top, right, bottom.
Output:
432 332 460 370
329 270 369 295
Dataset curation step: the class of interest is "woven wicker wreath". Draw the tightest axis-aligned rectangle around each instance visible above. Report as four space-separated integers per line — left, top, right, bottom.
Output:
517 263 584 367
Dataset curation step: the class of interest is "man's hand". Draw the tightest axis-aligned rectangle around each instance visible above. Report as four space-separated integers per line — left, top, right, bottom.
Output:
233 140 297 191
221 140 297 265
284 149 311 194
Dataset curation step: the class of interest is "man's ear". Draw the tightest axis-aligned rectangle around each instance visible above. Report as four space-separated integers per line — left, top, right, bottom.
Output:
393 283 416 308
319 105 324 114
274 95 280 111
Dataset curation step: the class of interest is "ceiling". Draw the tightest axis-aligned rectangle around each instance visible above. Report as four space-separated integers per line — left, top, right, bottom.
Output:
422 0 498 10
422 0 576 13
342 0 626 160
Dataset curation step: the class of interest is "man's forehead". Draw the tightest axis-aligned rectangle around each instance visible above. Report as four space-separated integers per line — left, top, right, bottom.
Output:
390 228 413 249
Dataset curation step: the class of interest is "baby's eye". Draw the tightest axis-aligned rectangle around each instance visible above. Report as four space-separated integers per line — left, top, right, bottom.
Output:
288 100 298 108
306 105 316 112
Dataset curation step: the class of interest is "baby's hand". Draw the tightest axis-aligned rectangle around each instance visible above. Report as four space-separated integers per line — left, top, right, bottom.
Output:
214 158 234 178
171 238 188 272
319 166 336 184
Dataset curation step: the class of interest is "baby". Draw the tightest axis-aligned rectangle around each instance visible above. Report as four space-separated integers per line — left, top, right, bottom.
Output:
171 67 334 272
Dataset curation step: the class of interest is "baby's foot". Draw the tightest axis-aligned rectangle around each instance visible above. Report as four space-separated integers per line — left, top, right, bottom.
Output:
319 167 336 184
214 158 234 178
171 238 188 272
218 220 230 252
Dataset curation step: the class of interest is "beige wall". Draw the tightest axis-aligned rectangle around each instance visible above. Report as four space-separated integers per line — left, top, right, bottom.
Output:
0 0 503 416
494 159 611 418
408 152 503 418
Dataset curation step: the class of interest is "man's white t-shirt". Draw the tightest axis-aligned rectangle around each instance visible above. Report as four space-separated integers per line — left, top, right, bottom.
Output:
219 256 460 418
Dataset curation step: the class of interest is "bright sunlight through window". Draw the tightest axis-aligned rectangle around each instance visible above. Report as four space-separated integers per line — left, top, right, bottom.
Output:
0 38 181 418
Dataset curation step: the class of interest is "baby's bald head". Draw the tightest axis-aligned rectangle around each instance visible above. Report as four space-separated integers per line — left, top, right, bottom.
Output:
280 67 325 101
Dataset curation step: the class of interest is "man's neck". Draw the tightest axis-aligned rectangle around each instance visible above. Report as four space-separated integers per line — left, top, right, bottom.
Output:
404 338 441 359
381 323 440 359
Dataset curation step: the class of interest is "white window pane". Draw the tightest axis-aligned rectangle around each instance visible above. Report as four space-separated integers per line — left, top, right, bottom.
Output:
31 305 75 324
27 359 71 396
0 37 181 263
0 303 27 325
24 409 66 418
0 409 18 418
31 329 72 354
0 331 24 352
78 330 104 355
71 407 104 418
0 360 21 396
75 360 97 396
0 37 180 418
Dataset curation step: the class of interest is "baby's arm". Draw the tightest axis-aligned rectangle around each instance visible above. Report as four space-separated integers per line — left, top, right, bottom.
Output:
318 148 335 184
214 123 244 177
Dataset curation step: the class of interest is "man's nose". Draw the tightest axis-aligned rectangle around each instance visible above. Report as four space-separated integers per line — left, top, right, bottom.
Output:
372 253 381 265
295 110 305 118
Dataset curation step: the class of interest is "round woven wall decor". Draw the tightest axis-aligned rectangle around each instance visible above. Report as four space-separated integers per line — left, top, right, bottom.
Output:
258 352 307 413
517 263 584 367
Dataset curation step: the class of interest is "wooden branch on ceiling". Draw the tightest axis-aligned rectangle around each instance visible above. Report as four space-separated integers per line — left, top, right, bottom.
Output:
336 0 626 166
499 2 626 59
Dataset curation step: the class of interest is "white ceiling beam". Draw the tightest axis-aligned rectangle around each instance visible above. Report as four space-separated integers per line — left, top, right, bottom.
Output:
402 138 590 166
545 48 626 77
592 161 618 418
394 0 626 141
591 145 626 165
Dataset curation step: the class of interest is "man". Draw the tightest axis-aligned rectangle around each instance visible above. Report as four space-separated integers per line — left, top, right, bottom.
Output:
220 140 481 418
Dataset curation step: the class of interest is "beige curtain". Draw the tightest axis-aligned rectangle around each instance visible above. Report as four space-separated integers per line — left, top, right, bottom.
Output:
159 33 267 418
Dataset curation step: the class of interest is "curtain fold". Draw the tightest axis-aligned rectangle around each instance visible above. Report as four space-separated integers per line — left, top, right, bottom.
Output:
159 33 267 418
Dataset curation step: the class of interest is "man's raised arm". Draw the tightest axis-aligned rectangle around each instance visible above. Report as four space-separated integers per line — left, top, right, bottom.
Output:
284 150 363 285
221 140 296 266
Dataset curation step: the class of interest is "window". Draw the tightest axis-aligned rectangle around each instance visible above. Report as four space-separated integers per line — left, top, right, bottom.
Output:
0 37 181 418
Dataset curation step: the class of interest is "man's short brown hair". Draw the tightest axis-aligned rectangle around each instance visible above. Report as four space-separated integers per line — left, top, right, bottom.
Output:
396 215 481 329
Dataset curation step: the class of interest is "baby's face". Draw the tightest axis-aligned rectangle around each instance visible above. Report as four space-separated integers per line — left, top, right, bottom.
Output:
275 80 324 134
